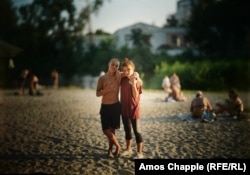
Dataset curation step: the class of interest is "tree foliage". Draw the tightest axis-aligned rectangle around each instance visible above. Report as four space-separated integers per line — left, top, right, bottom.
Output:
15 0 89 76
1 0 106 80
187 0 250 58
164 15 178 27
129 28 151 49
0 0 248 90
0 0 18 42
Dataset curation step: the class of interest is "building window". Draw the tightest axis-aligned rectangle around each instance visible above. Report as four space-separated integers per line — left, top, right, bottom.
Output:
125 34 131 41
171 35 177 46
170 35 183 47
177 37 182 47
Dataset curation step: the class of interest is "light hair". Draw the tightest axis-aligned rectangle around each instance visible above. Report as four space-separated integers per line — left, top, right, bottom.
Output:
109 58 120 65
122 57 135 70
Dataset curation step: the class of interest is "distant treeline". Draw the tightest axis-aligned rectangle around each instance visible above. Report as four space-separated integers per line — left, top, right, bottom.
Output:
1 0 249 91
145 58 249 91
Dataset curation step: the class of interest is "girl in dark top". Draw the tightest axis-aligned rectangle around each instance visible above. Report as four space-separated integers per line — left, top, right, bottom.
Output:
120 58 144 159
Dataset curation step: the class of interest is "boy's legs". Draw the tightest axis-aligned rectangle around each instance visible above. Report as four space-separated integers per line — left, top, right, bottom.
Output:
103 129 121 157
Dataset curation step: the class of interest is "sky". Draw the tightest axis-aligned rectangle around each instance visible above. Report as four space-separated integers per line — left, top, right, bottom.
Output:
12 0 178 34
87 0 177 33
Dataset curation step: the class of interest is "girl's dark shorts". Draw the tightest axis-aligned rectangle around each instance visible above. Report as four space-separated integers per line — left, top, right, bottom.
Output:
99 101 121 130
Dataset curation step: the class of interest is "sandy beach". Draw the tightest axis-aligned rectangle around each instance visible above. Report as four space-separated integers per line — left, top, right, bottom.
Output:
0 89 250 175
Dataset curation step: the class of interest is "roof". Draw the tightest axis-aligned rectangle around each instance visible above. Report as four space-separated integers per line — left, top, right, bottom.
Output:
113 22 162 35
0 40 23 58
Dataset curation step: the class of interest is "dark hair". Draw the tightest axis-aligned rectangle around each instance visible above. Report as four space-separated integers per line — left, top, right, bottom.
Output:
229 88 238 99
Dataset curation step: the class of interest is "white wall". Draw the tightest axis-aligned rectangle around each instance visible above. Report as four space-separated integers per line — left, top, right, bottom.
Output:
114 23 187 54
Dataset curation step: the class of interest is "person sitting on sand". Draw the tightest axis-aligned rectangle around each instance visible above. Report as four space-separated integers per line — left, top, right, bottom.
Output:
162 75 171 94
28 72 43 96
215 89 244 117
168 85 187 102
18 69 29 95
190 91 213 118
166 73 186 102
170 72 181 89
51 69 59 89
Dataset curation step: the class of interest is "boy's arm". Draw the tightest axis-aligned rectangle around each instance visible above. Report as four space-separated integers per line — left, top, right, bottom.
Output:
96 77 103 97
114 70 124 84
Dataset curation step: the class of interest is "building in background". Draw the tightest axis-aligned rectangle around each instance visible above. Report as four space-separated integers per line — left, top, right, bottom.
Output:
12 0 195 56
112 0 196 56
113 22 187 56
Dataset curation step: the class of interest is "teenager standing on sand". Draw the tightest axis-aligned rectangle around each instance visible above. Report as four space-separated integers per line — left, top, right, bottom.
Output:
96 58 122 158
18 69 29 95
120 58 144 159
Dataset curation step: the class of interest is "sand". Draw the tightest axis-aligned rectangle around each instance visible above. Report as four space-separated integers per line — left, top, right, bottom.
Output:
0 89 250 175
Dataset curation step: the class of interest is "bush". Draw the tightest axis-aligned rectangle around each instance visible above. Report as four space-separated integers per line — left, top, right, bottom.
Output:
144 59 249 91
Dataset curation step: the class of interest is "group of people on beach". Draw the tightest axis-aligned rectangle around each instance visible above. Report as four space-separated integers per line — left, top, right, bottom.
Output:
190 89 244 122
96 58 144 159
17 69 59 96
162 73 187 102
17 69 41 96
162 72 244 122
96 57 245 159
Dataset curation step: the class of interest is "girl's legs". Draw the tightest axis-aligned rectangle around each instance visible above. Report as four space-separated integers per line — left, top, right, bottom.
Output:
122 117 132 150
125 139 132 151
136 142 143 154
131 119 143 156
121 117 133 156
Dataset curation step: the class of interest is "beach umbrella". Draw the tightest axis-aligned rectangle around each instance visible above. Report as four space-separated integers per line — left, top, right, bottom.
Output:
0 40 23 58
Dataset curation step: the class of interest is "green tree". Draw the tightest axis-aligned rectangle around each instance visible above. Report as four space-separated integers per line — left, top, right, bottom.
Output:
0 0 19 88
15 0 87 76
187 0 250 58
127 28 155 77
130 28 151 49
5 0 106 81
95 29 111 35
0 0 18 42
82 36 117 75
164 15 178 27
